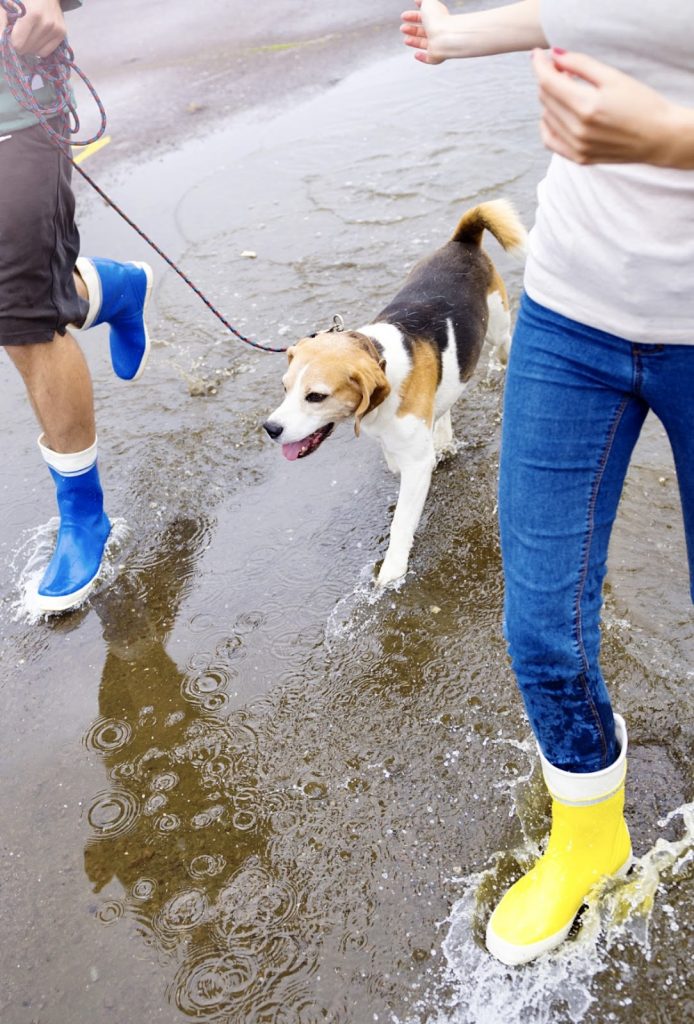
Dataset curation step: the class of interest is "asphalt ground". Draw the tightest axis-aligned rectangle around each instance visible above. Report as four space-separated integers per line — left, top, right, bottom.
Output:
68 0 414 165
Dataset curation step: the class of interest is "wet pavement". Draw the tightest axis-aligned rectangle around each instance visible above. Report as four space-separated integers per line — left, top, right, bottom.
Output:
0 3 692 1023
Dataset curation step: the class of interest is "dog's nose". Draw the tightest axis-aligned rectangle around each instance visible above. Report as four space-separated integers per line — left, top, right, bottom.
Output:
263 420 284 440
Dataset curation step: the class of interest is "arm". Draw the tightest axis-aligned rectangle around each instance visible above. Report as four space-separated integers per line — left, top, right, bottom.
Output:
401 0 547 65
533 49 694 170
0 0 66 57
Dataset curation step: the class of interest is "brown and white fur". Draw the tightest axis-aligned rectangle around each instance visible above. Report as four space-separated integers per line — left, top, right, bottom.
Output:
263 200 527 586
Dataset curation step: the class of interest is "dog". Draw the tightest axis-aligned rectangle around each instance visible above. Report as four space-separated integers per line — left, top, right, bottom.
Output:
263 200 527 586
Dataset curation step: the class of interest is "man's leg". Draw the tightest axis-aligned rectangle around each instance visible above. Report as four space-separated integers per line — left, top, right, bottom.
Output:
0 124 108 611
6 327 94 453
5 328 111 612
1 123 152 611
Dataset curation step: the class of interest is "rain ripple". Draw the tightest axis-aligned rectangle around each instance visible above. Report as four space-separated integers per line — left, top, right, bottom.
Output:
189 854 227 880
87 789 140 842
155 888 209 940
181 663 234 711
84 717 133 756
171 944 258 1020
131 877 157 902
215 862 300 939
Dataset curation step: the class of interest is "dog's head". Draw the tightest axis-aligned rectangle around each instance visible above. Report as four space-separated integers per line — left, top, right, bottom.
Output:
263 330 390 460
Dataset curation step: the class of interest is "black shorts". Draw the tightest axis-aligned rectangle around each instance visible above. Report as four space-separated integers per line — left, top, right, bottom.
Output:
0 123 87 345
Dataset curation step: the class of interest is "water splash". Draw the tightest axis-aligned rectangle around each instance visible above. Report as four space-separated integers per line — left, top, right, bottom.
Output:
325 560 398 649
412 801 694 1024
10 516 131 623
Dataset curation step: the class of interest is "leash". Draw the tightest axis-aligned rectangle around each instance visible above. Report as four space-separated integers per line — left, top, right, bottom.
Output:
70 160 290 353
0 0 289 354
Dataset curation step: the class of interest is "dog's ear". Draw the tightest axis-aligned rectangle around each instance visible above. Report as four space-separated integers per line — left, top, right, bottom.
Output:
287 346 296 364
352 359 390 436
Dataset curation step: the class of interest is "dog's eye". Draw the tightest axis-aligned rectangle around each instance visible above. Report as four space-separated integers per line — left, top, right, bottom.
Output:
305 392 328 403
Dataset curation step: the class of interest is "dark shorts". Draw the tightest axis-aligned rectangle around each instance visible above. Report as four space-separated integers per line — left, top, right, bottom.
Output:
0 123 87 345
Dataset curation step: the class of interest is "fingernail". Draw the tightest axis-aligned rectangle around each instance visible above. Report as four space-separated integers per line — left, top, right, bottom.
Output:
552 47 567 55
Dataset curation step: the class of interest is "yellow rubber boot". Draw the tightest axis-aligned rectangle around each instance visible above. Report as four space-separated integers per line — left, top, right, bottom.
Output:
486 714 632 966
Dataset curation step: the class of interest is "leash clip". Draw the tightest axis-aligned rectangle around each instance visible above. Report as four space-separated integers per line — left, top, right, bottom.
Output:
306 314 344 340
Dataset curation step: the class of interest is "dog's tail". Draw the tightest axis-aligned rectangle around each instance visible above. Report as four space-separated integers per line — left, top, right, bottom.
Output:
451 199 527 256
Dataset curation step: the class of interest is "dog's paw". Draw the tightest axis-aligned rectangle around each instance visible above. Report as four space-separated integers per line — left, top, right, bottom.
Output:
376 557 408 588
434 439 459 463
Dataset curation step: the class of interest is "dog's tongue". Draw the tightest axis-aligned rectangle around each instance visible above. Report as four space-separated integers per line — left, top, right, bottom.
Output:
282 441 305 461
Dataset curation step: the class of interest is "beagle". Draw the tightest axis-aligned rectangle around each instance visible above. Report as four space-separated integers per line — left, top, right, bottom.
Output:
263 200 527 586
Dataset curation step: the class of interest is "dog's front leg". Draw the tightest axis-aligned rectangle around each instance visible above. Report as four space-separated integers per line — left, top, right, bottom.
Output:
377 442 435 586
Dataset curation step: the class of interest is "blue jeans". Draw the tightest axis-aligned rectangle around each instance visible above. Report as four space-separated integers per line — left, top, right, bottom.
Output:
499 294 694 773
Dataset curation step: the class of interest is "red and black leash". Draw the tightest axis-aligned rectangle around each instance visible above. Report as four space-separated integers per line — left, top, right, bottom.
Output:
0 0 288 354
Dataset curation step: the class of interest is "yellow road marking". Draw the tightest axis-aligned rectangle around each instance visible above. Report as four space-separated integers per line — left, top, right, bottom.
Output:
72 135 112 165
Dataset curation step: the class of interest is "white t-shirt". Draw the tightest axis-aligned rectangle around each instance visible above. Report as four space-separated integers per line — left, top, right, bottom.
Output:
525 0 694 344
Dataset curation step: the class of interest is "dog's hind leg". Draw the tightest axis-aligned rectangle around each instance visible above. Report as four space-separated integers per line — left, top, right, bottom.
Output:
377 439 436 587
382 447 401 475
486 272 512 371
433 409 455 458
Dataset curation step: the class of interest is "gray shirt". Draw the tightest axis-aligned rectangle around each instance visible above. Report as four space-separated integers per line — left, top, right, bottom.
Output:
0 0 82 135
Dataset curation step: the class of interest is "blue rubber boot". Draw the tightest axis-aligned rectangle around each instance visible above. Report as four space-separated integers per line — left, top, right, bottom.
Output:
76 256 154 381
37 435 112 613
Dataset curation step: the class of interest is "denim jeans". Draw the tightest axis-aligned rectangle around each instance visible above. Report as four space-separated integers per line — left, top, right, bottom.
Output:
499 294 694 774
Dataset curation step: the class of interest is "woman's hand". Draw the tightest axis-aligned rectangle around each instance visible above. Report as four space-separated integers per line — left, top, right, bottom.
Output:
533 48 694 169
400 0 452 65
0 0 66 57
401 1 546 65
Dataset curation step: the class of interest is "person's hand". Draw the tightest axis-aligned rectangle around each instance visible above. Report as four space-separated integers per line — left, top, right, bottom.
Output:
532 48 694 168
0 0 66 57
400 0 451 65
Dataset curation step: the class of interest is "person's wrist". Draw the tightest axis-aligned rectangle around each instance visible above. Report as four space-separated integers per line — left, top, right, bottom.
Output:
651 103 694 170
423 18 449 62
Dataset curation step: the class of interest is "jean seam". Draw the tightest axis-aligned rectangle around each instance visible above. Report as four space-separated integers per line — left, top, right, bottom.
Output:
577 671 608 768
632 346 643 396
572 395 630 764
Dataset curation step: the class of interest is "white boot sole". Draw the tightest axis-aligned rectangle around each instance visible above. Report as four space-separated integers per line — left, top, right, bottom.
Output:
36 573 99 614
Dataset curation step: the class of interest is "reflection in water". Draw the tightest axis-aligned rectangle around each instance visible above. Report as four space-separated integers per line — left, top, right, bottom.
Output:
84 520 317 1020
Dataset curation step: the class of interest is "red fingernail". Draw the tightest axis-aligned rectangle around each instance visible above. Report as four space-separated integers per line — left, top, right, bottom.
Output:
552 47 567 55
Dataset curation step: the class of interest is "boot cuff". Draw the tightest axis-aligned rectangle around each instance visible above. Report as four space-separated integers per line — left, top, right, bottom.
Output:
540 714 628 806
38 434 98 476
74 257 103 330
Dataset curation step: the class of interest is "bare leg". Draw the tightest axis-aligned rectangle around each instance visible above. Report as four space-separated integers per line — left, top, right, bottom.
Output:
5 330 96 452
73 269 88 305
